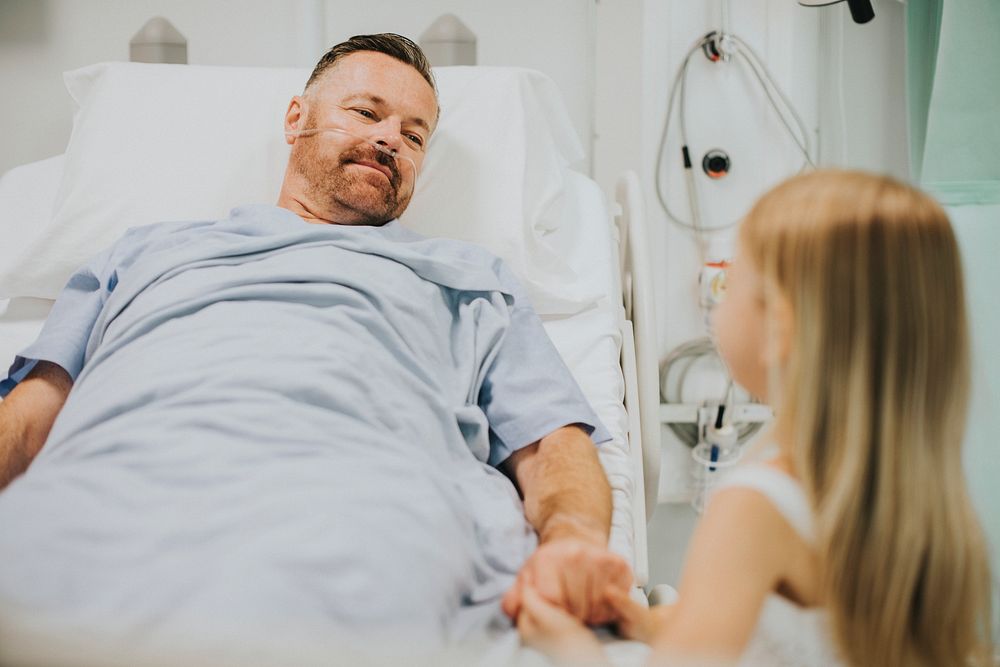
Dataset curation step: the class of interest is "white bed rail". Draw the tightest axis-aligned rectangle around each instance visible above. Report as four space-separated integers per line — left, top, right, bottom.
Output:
614 171 661 527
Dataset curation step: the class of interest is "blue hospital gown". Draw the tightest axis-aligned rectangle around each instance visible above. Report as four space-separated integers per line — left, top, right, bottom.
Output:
0 205 610 661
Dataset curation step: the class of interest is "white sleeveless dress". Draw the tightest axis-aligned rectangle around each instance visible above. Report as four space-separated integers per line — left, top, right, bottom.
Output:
711 463 847 667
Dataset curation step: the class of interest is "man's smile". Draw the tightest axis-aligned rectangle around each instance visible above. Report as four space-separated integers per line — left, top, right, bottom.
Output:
349 159 393 182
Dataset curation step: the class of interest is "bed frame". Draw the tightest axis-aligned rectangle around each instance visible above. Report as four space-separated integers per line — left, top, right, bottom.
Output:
613 170 661 589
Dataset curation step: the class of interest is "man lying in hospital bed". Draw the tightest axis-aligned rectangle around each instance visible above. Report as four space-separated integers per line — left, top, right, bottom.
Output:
0 34 633 663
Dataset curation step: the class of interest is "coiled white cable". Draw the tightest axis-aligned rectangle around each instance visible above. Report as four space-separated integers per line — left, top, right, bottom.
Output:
655 31 815 238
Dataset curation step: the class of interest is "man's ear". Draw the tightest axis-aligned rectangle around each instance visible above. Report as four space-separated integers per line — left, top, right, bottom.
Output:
284 96 306 145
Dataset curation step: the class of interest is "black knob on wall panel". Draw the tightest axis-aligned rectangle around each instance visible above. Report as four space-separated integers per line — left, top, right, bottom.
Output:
702 149 731 179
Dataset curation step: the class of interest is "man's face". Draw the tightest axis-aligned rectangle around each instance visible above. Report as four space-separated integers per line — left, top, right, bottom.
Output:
285 51 438 225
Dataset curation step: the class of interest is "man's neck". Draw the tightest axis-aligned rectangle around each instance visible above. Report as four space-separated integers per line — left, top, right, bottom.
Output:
276 192 336 225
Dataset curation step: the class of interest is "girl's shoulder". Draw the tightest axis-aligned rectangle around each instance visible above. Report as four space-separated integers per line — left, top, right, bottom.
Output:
704 463 824 607
711 461 815 545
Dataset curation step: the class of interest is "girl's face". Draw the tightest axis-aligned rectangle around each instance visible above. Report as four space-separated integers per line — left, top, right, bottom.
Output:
712 246 775 402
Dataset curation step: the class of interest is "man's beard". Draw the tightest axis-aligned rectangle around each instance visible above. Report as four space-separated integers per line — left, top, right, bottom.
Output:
291 126 410 226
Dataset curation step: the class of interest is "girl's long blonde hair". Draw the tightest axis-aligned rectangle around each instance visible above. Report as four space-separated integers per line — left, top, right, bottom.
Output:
741 170 993 666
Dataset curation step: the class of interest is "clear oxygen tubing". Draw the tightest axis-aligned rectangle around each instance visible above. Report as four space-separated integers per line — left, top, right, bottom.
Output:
284 125 418 186
655 30 816 245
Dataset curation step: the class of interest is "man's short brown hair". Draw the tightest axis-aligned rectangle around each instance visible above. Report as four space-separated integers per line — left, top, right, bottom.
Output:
304 33 436 94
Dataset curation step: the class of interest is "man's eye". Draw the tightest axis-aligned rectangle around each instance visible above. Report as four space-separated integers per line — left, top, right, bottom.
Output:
404 133 424 148
353 108 376 120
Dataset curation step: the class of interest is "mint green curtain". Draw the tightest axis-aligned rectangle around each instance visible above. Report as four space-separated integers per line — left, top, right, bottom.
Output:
906 0 1000 640
951 206 1000 641
907 0 1000 204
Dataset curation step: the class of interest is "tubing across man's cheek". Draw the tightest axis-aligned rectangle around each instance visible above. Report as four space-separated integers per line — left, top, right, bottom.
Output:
285 125 419 184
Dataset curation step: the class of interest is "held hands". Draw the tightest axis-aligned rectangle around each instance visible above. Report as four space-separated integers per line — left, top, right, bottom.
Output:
603 586 667 643
515 584 664 666
517 586 607 666
507 534 673 665
502 533 633 625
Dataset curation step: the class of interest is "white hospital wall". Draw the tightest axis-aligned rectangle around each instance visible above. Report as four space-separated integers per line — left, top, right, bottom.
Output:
0 0 594 175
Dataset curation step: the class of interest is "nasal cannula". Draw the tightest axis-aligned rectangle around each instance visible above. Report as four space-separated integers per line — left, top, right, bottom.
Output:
284 126 418 182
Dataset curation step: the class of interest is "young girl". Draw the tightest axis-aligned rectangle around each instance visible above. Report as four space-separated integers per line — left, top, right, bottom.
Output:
516 171 994 666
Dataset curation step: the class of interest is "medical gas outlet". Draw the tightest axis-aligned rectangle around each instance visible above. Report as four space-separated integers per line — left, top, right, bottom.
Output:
702 149 731 179
699 259 729 310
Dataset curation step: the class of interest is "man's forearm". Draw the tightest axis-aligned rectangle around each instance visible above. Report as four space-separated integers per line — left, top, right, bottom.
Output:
513 426 612 546
0 362 72 489
0 400 33 489
501 426 631 624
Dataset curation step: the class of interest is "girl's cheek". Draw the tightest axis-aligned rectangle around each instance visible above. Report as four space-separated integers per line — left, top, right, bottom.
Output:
712 298 738 367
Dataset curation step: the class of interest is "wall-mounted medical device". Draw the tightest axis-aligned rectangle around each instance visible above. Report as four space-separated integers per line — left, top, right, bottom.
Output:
656 30 813 239
655 19 811 509
659 337 772 511
798 0 875 25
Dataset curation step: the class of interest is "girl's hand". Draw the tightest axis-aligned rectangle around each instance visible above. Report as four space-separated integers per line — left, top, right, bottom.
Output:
605 585 660 642
517 585 610 666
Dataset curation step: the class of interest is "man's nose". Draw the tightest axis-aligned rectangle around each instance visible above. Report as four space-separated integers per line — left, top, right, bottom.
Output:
369 120 404 153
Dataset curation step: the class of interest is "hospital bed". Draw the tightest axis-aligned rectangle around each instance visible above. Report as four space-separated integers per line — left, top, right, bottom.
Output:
0 62 660 666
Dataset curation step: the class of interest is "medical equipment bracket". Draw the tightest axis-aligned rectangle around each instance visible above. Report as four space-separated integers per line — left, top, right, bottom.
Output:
658 402 772 425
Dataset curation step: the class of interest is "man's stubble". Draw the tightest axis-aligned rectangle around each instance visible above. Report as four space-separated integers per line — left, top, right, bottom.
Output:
291 116 412 226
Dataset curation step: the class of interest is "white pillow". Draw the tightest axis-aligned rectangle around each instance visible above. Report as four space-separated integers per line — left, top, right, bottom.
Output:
0 62 597 315
0 154 65 254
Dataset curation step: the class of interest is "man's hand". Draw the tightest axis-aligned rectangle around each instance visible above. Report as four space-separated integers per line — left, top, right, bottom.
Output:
502 533 633 625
